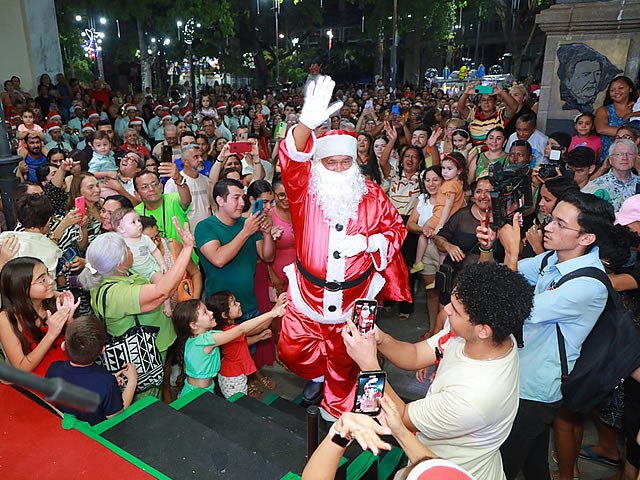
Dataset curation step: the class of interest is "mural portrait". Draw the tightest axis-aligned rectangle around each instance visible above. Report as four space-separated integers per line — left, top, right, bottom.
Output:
556 43 622 113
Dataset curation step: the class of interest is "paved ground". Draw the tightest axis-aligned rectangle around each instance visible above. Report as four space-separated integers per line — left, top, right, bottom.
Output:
262 285 623 480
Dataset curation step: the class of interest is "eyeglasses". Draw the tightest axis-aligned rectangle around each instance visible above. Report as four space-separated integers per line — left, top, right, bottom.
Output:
138 181 161 191
548 216 582 233
610 152 636 158
31 274 54 286
275 192 287 200
615 134 635 140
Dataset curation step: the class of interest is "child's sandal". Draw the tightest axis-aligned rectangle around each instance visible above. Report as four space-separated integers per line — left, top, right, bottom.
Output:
247 382 261 398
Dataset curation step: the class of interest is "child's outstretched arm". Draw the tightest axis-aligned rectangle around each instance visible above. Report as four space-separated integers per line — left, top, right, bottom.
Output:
151 246 167 273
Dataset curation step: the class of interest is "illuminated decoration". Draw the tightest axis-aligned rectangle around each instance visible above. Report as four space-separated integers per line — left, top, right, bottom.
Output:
82 28 102 60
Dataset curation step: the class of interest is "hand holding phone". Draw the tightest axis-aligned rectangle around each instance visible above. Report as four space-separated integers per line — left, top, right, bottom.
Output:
353 299 378 335
353 370 386 416
74 196 86 221
161 145 173 164
228 141 253 154
252 199 264 216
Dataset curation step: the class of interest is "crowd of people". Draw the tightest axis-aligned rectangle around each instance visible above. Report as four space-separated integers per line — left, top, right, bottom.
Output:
1 66 640 480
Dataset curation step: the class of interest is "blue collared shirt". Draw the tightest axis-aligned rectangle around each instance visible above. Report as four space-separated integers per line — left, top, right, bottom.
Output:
584 171 640 212
517 248 607 403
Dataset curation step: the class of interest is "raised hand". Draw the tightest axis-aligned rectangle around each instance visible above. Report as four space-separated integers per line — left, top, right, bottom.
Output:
172 217 194 249
299 76 343 130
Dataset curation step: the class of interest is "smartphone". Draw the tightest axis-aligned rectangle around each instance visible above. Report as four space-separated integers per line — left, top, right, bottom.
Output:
549 146 562 161
252 199 264 215
474 84 493 95
352 299 378 335
228 141 252 154
74 196 86 220
353 370 386 416
391 104 400 117
236 131 249 142
161 145 173 164
365 99 373 110
56 246 78 276
275 121 288 139
257 113 264 123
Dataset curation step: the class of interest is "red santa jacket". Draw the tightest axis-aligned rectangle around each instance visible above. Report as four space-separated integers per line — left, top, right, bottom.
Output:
279 128 411 324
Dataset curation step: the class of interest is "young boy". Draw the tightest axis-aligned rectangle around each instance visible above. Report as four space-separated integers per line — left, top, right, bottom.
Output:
88 130 118 180
45 316 138 425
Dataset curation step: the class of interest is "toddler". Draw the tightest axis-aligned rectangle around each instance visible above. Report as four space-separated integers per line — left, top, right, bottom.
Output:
411 152 466 274
88 131 118 181
172 293 286 398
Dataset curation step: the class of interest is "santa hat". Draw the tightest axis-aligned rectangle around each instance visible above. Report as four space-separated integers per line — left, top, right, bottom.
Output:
6 119 16 130
216 101 227 111
161 113 173 122
231 101 243 110
47 111 62 122
45 122 61 134
82 123 96 133
88 110 100 119
314 130 357 161
405 459 475 480
125 103 138 113
129 116 144 127
153 103 163 113
170 103 179 111
180 107 193 119
73 103 84 111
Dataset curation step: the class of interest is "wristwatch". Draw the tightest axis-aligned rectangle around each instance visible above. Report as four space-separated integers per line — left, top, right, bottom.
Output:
329 423 352 448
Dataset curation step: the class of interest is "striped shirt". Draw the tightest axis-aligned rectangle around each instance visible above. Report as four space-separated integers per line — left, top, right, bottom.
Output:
468 107 508 146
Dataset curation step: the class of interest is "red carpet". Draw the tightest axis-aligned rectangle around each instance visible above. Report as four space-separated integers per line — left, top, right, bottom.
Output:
0 384 154 479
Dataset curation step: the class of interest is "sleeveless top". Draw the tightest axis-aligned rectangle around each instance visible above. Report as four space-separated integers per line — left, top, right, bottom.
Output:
601 104 625 163
416 195 435 227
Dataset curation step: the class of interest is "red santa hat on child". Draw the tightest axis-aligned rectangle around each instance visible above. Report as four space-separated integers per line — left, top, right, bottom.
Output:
231 100 243 111
125 104 138 113
161 112 173 122
82 123 96 133
216 101 227 111
314 130 358 162
45 122 61 134
153 103 163 113
180 106 193 119
88 110 100 120
129 116 144 127
405 459 475 480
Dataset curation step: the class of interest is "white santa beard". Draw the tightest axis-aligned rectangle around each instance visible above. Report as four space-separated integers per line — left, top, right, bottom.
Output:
309 160 368 226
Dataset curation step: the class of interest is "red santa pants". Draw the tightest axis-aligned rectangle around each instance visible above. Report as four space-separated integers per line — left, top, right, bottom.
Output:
278 299 359 419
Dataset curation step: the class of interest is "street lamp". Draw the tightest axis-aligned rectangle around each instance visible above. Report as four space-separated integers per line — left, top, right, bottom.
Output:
99 17 107 25
176 20 183 41
75 15 82 21
327 29 333 64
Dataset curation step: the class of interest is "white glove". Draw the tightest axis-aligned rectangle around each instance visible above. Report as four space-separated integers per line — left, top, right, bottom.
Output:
298 76 343 130
337 234 367 258
365 233 388 253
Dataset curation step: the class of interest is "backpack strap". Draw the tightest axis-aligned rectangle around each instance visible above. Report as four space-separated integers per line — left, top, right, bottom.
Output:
95 282 117 322
539 251 555 275
552 266 611 383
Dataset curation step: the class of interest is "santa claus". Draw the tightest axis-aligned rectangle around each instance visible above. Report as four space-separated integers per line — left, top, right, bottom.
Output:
278 75 410 420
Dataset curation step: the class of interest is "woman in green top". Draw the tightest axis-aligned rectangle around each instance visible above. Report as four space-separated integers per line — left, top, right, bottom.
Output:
79 216 194 400
468 126 508 182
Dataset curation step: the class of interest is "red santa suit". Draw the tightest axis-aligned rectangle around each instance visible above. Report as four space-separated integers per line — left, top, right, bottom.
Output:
277 127 411 418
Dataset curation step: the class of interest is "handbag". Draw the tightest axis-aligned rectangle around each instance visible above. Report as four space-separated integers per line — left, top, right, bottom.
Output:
435 264 455 294
95 282 164 392
169 238 194 302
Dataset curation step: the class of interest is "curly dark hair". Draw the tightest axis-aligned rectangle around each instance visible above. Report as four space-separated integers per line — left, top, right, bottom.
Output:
452 263 534 345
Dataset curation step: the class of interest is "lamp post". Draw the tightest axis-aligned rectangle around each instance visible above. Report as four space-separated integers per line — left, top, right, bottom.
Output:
390 0 398 101
183 19 197 102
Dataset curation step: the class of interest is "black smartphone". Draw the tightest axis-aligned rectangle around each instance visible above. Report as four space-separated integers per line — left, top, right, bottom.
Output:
353 370 386 416
352 299 378 335
161 145 173 164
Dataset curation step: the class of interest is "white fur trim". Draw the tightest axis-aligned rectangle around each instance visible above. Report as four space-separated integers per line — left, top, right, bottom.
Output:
284 262 386 325
285 125 316 163
315 134 357 161
324 223 347 317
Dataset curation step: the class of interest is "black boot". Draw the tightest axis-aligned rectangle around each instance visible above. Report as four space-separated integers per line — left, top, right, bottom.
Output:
301 380 323 406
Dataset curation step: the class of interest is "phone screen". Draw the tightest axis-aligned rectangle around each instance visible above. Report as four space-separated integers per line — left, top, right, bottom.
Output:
75 196 86 220
252 199 264 215
161 145 173 164
353 299 378 335
391 105 400 117
353 371 386 416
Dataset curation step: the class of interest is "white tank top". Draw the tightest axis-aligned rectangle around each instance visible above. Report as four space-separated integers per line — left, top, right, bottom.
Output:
416 195 435 227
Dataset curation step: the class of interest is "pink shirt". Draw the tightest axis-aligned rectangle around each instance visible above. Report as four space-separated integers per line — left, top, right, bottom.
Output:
18 123 44 150
570 135 602 160
269 208 296 281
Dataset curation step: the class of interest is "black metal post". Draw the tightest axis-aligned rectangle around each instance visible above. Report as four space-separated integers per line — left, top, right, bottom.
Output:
306 405 320 458
0 103 21 230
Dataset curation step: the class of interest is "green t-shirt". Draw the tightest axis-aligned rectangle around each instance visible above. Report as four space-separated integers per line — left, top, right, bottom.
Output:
90 273 177 352
195 215 261 312
135 192 198 264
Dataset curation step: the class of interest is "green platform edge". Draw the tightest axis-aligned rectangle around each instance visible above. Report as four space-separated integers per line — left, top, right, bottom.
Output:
378 447 405 480
62 409 171 480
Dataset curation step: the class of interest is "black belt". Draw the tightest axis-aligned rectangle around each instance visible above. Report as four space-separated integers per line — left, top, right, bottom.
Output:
296 258 374 292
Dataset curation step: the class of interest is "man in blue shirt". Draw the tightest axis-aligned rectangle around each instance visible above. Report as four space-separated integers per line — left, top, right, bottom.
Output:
478 192 613 480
